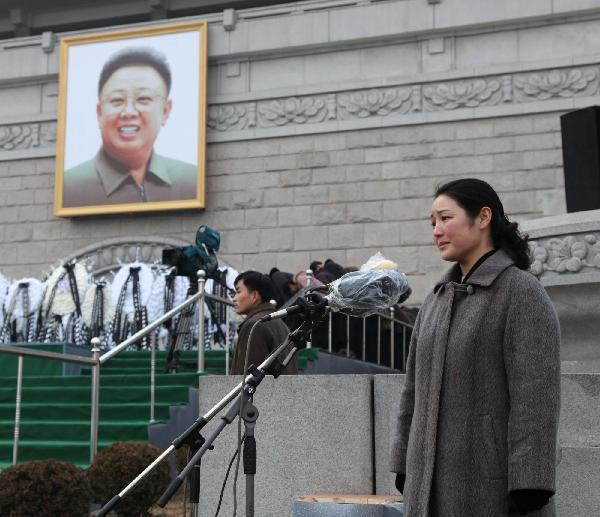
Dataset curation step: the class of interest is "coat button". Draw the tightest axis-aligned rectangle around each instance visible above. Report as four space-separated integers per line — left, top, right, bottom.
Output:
466 285 474 295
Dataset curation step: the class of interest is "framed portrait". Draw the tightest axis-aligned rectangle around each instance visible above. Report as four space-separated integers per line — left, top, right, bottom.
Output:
53 21 207 217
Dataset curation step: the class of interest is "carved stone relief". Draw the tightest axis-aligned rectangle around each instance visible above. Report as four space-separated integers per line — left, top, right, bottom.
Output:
2 65 600 147
514 68 599 102
529 233 600 277
207 104 248 131
0 122 56 151
422 78 505 110
338 88 413 119
204 64 600 135
258 96 329 126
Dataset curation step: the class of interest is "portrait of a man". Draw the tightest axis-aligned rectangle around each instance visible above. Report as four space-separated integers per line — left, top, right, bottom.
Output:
54 22 207 217
63 47 196 207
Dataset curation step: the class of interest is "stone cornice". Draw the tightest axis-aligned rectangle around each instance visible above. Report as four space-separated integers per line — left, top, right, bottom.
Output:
206 61 600 141
3 0 600 58
2 60 600 157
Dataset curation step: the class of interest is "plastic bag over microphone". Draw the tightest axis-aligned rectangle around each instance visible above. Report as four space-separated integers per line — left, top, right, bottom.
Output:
326 254 411 317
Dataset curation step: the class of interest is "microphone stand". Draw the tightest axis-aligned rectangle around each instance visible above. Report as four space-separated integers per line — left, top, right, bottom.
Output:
96 317 317 517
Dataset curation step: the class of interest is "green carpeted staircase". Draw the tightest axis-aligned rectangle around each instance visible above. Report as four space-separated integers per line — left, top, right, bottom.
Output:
0 347 319 469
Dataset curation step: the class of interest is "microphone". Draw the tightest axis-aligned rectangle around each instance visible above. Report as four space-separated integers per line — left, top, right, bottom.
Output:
261 300 307 321
260 269 411 322
260 296 328 322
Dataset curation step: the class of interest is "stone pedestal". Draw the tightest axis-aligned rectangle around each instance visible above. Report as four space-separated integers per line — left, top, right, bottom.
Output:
521 209 600 366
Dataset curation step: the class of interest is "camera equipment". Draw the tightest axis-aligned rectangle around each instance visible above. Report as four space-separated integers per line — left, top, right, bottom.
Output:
162 226 230 372
162 225 221 280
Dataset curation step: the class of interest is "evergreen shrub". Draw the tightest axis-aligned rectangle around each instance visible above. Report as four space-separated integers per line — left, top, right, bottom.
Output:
88 441 170 516
0 459 92 517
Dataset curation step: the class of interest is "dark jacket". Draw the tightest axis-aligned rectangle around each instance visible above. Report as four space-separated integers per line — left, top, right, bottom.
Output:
390 249 561 517
231 303 298 375
269 269 294 308
315 259 346 285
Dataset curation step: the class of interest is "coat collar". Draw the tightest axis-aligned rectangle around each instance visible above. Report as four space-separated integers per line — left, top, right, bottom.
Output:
239 302 275 328
434 248 515 293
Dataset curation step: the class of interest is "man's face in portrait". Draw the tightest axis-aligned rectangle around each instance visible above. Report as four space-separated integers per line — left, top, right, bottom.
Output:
96 65 172 166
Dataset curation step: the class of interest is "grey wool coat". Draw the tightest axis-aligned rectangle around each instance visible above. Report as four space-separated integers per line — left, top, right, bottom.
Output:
390 249 561 517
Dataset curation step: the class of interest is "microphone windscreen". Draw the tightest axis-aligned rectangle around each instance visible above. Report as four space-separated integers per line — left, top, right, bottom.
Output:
327 270 411 316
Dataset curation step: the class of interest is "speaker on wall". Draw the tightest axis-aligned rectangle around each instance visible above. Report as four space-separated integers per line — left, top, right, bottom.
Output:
560 106 600 213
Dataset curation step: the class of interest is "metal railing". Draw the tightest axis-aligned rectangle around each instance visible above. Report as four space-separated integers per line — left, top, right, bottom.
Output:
324 309 413 371
91 271 236 457
1 270 236 464
1 269 412 464
303 268 413 369
0 344 97 465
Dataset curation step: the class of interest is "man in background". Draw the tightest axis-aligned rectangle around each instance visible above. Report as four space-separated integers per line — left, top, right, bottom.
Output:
231 271 297 375
63 46 197 207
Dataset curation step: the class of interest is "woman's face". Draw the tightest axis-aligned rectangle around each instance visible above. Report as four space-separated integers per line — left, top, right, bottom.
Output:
430 194 488 265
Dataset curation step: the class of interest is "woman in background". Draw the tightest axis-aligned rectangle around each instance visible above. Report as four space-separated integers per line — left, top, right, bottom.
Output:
390 178 560 516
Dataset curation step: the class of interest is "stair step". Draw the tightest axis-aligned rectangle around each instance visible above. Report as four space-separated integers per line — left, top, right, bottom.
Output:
0 402 178 421
0 347 318 468
0 419 154 442
0 439 123 464
0 385 191 404
81 367 222 376
0 372 201 388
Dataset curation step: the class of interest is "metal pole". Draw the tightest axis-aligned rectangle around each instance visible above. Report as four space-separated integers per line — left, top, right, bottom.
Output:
328 311 332 353
377 316 381 365
90 337 101 462
402 326 407 372
306 269 313 288
390 307 395 369
362 316 366 361
12 355 23 465
225 306 230 375
346 314 350 357
99 290 206 365
150 331 156 423
305 269 313 349
197 270 206 373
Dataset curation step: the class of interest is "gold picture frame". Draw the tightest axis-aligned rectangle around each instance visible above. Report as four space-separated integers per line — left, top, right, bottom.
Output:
54 21 207 217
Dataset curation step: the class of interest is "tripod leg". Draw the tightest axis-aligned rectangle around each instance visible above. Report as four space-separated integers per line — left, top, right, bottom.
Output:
165 304 194 373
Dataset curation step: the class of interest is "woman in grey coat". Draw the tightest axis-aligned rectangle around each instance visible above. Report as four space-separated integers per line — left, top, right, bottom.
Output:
390 179 560 516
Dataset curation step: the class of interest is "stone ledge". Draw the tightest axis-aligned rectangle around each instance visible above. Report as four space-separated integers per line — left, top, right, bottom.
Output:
521 208 600 237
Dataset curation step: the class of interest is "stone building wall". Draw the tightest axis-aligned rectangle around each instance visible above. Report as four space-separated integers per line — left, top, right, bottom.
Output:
1 0 599 302
0 111 564 303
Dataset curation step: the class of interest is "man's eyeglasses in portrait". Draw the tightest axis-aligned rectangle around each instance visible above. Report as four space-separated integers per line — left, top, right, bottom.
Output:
101 90 166 113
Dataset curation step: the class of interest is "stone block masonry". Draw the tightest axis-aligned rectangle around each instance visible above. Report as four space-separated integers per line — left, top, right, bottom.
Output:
0 112 565 304
4 0 600 304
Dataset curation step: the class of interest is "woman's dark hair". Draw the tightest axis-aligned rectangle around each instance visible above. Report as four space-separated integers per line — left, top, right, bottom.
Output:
434 178 530 270
234 271 275 304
